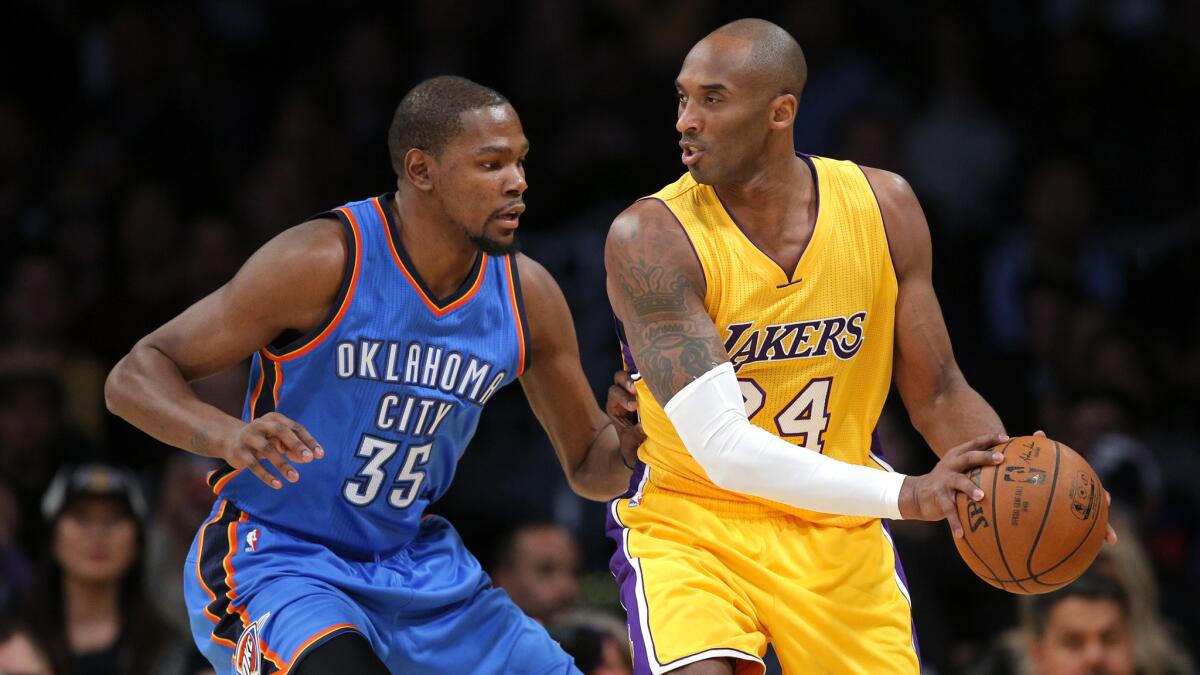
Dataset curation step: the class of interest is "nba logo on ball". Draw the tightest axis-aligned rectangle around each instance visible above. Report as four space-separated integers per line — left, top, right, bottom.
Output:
1069 472 1097 520
234 612 271 675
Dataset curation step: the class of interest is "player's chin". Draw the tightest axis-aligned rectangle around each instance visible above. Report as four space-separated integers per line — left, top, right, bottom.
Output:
472 229 520 256
686 163 718 186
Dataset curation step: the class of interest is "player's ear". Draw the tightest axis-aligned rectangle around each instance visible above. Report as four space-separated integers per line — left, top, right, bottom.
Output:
404 148 435 192
768 93 797 129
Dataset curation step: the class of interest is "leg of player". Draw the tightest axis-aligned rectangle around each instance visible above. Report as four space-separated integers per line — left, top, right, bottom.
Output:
672 658 737 674
293 633 388 675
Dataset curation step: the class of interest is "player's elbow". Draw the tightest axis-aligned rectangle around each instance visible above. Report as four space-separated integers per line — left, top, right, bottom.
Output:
104 339 154 418
563 470 623 502
692 448 745 493
104 354 134 418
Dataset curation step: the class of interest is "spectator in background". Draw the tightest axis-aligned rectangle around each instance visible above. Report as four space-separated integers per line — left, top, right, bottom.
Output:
1092 514 1195 675
491 523 581 625
1026 571 1135 675
0 365 90 546
0 619 54 675
0 481 34 616
984 158 1123 351
1 252 106 443
549 609 632 675
28 463 207 675
970 514 1194 675
143 454 219 643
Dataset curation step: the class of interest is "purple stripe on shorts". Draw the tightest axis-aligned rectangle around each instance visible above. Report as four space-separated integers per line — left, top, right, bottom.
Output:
883 519 922 665
607 463 654 674
873 425 922 666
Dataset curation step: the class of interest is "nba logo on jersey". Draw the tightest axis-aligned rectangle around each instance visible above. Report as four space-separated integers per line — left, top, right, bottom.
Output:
245 528 259 552
234 612 270 675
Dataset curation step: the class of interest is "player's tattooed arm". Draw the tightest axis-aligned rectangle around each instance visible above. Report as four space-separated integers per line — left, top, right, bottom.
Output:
605 199 729 405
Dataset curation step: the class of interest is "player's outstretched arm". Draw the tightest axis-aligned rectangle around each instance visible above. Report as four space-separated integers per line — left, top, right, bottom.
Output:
104 220 342 489
862 166 1006 456
516 255 640 501
605 199 1003 528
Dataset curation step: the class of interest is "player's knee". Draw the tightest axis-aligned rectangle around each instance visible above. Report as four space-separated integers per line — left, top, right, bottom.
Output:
293 632 388 675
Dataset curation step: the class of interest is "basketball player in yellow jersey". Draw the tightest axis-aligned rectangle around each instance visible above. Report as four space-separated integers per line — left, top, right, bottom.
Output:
603 19 1114 674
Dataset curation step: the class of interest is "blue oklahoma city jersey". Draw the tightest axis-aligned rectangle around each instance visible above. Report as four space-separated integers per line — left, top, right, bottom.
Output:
209 193 529 556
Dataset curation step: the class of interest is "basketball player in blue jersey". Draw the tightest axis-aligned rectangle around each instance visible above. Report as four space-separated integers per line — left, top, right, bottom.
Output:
105 76 640 675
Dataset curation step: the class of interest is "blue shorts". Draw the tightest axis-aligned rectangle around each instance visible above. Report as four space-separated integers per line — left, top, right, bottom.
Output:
184 499 578 674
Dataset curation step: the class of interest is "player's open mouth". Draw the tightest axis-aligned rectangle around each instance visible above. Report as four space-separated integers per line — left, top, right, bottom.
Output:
680 141 705 167
494 204 525 227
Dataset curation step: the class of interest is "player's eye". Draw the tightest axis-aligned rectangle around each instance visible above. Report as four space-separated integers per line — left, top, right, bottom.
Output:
676 93 687 104
706 95 720 104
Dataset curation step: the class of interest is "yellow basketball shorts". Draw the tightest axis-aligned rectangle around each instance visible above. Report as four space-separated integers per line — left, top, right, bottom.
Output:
606 467 920 674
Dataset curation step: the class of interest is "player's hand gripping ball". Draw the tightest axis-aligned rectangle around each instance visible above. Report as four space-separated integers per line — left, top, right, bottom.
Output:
953 435 1108 594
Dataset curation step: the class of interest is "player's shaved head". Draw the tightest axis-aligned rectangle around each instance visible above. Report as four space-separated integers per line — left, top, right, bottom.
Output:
701 18 807 100
388 76 509 173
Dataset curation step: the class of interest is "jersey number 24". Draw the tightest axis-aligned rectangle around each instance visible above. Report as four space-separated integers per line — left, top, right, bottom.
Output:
739 377 832 452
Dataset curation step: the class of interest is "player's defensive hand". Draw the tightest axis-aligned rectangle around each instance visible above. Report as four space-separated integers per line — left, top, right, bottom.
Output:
221 412 324 489
607 370 644 470
898 432 1008 537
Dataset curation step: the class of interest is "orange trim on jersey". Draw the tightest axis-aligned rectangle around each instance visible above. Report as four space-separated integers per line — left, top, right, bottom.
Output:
196 501 238 648
372 197 488 316
212 468 242 495
197 502 224 622
222 511 248 602
504 256 526 376
265 206 363 362
271 359 283 405
249 358 266 419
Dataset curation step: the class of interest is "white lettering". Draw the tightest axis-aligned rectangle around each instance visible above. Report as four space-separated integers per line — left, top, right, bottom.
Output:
359 341 380 379
405 343 421 383
336 343 354 379
440 353 462 392
422 347 443 387
384 343 401 382
376 394 400 429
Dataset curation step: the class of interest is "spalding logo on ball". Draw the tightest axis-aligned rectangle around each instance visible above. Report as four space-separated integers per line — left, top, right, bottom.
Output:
953 436 1108 595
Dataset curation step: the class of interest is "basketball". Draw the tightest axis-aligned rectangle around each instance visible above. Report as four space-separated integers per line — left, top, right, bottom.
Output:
953 435 1108 594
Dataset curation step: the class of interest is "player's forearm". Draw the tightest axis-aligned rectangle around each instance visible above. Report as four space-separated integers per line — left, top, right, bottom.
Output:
105 342 240 460
563 422 630 501
668 363 906 518
909 376 1005 458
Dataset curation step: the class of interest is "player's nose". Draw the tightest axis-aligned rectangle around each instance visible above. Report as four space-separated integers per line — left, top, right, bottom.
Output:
505 166 527 197
676 101 702 136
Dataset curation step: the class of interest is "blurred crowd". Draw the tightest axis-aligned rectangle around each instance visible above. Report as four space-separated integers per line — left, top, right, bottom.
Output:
2 1 1198 673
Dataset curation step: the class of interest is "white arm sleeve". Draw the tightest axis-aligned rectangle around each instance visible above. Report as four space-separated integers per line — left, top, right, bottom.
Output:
663 362 906 519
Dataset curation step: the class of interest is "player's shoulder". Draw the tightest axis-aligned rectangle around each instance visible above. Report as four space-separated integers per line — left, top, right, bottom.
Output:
605 197 704 288
607 198 685 248
858 165 917 209
511 252 554 293
857 166 930 275
241 217 348 298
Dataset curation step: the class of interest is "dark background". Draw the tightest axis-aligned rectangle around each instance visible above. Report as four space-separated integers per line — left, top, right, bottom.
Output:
2 1 1199 673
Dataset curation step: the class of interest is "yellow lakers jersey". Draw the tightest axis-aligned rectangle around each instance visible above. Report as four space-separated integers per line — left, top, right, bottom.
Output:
627 154 898 527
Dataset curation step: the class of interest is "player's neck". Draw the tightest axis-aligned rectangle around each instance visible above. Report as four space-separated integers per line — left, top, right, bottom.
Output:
392 193 480 299
715 152 815 234
63 576 121 623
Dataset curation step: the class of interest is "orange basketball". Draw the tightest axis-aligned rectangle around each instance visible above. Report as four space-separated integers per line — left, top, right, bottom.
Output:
953 435 1108 594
